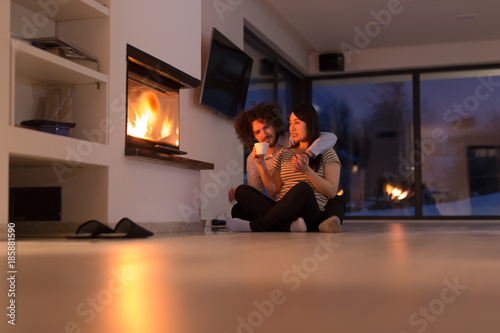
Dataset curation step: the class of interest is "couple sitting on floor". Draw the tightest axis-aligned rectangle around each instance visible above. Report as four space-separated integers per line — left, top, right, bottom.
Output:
227 102 346 233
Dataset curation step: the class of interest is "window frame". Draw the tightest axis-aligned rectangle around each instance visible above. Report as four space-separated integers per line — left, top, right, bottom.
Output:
309 63 500 220
244 27 306 108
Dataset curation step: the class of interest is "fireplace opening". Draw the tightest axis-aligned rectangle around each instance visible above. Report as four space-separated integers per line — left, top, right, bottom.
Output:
127 69 180 150
125 44 200 156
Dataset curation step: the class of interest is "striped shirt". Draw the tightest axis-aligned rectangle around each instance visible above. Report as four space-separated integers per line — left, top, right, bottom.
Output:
273 148 340 211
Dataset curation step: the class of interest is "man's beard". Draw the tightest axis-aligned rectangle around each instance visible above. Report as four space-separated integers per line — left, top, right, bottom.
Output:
265 136 276 148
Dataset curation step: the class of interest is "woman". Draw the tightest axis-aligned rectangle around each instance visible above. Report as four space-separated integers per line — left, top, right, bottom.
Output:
227 104 342 232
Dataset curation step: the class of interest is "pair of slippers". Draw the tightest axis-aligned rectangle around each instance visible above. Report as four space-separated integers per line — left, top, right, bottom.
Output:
67 217 153 239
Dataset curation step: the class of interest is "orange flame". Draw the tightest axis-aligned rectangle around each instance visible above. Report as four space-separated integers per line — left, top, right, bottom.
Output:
127 91 174 140
385 184 409 201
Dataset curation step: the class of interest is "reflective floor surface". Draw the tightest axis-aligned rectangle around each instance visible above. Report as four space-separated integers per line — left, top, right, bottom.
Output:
1 222 500 333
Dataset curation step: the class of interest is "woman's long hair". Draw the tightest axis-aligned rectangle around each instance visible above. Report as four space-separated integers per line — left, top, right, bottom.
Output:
289 104 322 171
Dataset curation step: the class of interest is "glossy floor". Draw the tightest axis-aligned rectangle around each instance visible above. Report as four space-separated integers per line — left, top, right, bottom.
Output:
2 222 500 333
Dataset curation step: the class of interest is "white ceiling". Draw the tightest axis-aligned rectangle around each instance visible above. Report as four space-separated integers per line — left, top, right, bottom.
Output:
260 0 500 53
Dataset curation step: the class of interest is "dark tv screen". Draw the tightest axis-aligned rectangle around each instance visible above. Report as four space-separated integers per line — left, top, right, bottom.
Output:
200 28 253 119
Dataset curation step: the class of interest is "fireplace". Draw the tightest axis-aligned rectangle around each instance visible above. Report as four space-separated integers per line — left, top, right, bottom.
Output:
125 44 200 157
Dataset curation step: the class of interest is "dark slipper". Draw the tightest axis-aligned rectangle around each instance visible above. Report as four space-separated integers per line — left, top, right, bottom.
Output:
99 217 154 238
66 220 114 239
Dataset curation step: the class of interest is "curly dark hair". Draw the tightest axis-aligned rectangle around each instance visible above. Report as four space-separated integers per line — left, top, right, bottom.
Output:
234 102 287 150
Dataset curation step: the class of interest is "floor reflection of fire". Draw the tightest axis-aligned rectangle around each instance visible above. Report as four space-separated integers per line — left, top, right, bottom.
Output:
127 88 179 146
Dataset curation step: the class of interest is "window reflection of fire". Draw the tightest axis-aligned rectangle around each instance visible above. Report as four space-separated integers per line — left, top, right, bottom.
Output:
385 183 409 201
127 86 179 146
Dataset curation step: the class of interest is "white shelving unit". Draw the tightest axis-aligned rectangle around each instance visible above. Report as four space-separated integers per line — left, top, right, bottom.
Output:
12 39 108 85
7 0 111 223
12 0 109 21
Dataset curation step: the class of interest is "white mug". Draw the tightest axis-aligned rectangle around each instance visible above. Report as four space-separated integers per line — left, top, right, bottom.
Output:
254 142 269 155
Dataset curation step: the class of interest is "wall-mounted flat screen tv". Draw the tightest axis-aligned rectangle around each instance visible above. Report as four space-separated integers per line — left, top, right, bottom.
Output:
200 28 253 119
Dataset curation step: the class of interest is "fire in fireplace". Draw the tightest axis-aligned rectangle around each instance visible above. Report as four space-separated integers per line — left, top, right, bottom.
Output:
125 45 200 156
127 73 179 147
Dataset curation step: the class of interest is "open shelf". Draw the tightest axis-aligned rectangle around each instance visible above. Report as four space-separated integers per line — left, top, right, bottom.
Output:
9 153 109 223
5 0 110 224
12 39 108 84
12 0 109 21
8 125 110 167
11 38 108 143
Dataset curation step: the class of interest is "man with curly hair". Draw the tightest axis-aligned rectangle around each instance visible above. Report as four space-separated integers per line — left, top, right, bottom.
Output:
229 102 346 232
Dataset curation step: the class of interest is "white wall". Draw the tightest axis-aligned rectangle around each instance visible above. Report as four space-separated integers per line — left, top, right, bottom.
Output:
107 0 204 223
309 38 500 74
108 0 314 224
194 0 313 222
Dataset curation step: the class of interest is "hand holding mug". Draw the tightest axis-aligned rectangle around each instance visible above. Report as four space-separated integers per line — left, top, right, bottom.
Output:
251 146 265 164
254 142 269 156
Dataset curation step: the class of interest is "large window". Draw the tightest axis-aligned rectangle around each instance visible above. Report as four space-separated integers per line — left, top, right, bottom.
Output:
420 69 500 216
312 66 500 218
244 28 304 114
313 75 415 216
243 41 274 108
242 28 304 182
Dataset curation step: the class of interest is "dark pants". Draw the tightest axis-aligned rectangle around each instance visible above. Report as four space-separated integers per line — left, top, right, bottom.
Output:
232 184 348 231
231 185 275 221
231 182 324 232
321 194 347 225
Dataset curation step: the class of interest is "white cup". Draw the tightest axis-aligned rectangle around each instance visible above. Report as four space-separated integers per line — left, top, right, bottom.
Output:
254 142 269 155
